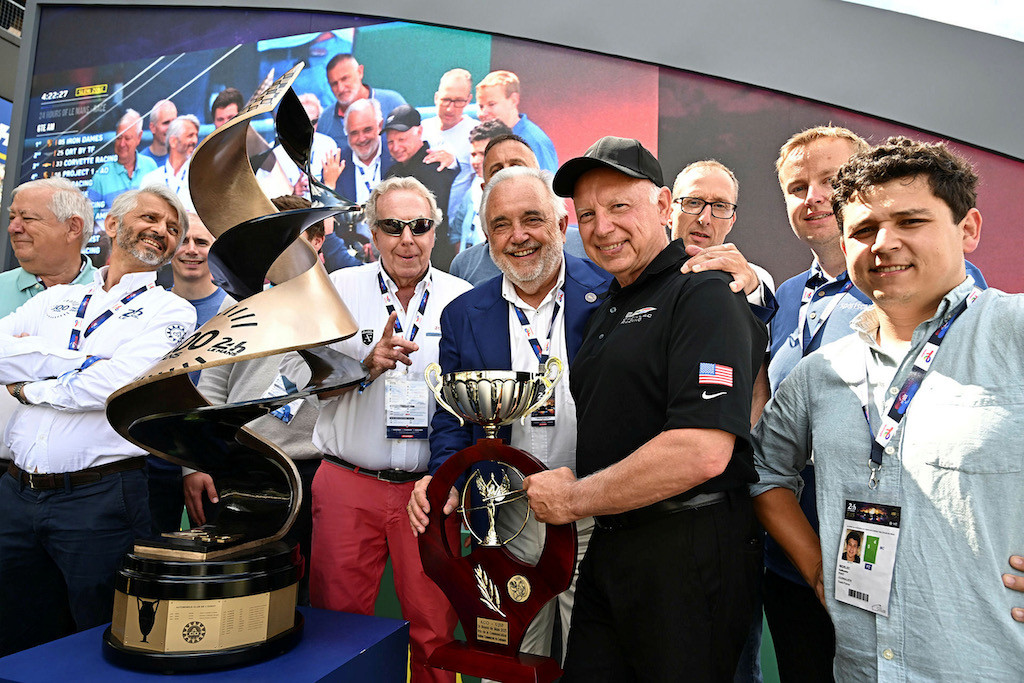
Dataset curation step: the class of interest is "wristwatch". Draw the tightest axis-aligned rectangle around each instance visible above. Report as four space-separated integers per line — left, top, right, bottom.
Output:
9 381 31 405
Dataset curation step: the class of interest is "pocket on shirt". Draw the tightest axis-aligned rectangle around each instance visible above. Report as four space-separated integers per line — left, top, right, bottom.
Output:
907 382 1024 474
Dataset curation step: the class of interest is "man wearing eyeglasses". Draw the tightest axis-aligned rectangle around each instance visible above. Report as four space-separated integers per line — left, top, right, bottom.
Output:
670 160 775 310
308 176 470 683
421 69 479 233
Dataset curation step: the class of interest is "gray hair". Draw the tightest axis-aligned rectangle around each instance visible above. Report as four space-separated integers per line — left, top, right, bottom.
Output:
344 98 383 131
167 114 200 143
11 177 94 249
298 93 322 118
363 176 442 230
480 166 567 234
109 186 190 237
117 108 143 136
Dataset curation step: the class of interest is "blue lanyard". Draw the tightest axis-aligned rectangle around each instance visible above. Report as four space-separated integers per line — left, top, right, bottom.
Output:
860 288 980 488
377 271 431 344
512 287 564 366
790 271 854 354
68 283 153 351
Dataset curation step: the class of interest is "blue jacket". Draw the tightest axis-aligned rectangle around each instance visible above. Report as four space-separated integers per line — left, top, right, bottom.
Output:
427 254 612 473
334 140 394 203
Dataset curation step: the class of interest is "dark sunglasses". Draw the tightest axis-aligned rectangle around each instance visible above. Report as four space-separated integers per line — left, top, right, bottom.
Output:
375 218 435 236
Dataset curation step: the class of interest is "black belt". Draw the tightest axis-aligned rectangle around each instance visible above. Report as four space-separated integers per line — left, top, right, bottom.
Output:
323 454 422 484
595 491 728 531
7 457 146 491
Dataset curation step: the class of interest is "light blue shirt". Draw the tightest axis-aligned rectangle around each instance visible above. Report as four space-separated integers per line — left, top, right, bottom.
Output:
0 259 98 318
752 277 1024 681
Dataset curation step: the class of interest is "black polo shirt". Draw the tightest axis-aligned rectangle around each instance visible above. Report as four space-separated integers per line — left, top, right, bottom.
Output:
571 239 766 497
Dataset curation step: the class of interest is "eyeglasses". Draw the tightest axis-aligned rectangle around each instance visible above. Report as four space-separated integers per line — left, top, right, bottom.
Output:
375 218 435 236
673 197 737 219
438 98 470 107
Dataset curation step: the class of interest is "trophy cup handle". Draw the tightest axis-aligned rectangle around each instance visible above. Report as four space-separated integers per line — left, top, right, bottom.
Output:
519 357 563 425
424 363 465 427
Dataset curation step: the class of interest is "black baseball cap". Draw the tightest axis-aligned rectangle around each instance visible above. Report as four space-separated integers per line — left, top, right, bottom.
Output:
383 104 421 132
552 136 664 197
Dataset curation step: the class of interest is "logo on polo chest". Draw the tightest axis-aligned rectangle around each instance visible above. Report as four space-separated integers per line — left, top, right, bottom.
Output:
619 307 656 324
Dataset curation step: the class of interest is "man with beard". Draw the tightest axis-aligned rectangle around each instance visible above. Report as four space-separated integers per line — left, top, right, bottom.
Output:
141 114 199 211
409 166 611 670
318 53 406 149
0 185 194 655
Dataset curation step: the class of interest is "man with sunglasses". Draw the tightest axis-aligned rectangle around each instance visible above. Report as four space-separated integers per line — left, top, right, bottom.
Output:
308 176 470 683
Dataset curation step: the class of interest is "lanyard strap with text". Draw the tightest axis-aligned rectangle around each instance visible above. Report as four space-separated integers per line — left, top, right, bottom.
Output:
68 283 154 351
792 275 854 353
377 271 431 344
860 287 981 488
512 287 564 365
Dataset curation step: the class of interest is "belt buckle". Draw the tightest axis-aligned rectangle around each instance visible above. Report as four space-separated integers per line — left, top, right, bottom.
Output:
26 472 53 490
377 469 400 483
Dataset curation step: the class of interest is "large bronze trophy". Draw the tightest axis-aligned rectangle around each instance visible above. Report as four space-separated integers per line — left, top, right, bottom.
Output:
420 360 577 683
102 64 366 672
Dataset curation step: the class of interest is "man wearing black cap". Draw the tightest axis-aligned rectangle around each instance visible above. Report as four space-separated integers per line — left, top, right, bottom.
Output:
524 137 766 680
383 105 460 269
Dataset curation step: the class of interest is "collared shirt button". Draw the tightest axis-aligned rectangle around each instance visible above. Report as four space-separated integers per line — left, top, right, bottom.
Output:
882 648 895 660
809 312 818 320
817 290 826 297
609 307 617 314
884 446 895 455
598 334 605 340
889 387 899 395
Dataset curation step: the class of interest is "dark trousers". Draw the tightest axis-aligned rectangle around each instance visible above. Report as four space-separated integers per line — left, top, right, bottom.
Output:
762 569 835 682
285 458 319 607
562 490 762 682
0 468 151 655
146 456 183 535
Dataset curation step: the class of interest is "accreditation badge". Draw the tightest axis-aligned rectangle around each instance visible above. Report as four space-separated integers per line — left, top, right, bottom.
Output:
835 500 901 616
529 394 556 428
384 371 429 439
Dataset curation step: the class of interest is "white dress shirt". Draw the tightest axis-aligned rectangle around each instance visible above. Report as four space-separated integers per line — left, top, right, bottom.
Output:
501 260 577 474
310 263 471 472
0 267 196 472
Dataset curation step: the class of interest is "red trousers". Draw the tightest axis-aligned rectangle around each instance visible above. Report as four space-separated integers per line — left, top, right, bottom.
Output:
310 462 457 683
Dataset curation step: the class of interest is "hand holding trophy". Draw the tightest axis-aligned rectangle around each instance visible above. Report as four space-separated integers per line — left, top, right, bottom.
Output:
418 359 577 683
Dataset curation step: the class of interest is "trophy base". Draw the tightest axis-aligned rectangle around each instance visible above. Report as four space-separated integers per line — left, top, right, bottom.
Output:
105 541 302 672
101 612 303 674
428 640 562 683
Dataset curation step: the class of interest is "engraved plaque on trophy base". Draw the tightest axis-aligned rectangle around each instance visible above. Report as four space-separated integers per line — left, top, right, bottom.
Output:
103 541 303 673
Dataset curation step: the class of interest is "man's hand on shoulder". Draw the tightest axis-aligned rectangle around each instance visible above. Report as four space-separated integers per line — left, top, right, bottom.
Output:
524 467 581 525
1002 554 1024 622
680 243 760 295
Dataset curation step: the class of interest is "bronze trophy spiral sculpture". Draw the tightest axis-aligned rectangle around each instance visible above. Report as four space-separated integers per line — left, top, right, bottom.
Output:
102 64 366 672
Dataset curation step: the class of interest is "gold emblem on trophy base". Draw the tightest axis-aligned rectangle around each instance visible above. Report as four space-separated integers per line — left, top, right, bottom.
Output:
507 575 531 603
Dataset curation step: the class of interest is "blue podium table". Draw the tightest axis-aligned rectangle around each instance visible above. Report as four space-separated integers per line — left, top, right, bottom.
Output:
0 607 408 682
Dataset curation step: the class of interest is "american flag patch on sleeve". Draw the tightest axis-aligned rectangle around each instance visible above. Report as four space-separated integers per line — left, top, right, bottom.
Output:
698 363 734 387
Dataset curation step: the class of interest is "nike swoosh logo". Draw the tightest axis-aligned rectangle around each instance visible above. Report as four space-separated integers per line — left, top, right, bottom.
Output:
702 391 727 400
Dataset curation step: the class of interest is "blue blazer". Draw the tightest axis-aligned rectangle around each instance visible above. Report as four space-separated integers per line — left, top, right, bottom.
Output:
334 140 394 203
427 254 612 473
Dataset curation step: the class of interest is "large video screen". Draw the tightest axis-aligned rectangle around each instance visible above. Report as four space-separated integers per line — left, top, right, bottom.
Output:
14 4 1024 289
